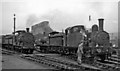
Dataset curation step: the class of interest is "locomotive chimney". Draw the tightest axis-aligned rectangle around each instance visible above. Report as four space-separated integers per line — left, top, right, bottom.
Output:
26 28 29 32
98 18 104 31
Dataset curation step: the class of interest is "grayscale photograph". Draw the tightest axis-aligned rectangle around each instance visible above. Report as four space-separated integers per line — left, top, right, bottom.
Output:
0 0 119 71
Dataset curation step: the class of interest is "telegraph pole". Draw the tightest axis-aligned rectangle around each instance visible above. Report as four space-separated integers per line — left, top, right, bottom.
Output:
14 14 16 34
13 14 16 49
89 15 91 21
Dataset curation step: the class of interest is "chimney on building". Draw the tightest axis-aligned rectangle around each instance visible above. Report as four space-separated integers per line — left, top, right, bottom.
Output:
98 18 104 31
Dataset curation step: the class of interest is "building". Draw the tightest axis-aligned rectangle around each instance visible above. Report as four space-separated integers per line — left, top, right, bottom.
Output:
31 21 53 43
31 21 53 35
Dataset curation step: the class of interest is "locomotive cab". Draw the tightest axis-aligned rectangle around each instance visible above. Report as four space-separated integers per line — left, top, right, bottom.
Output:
65 25 86 47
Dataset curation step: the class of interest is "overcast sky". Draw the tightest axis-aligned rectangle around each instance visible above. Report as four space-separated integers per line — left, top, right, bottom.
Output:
1 0 118 35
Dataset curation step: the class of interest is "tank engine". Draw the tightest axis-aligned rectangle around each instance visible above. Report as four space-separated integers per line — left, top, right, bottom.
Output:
35 18 112 61
43 26 85 54
2 28 35 54
90 19 110 46
83 18 111 61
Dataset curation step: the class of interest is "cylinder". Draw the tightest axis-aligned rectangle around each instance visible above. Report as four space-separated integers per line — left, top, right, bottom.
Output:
26 28 29 32
98 18 104 31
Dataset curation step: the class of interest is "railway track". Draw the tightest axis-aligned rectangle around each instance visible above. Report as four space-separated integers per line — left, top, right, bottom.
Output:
1 48 120 71
1 48 15 55
1 49 101 70
1 50 100 70
20 54 102 71
107 55 120 68
62 54 120 71
108 55 120 62
83 56 120 71
93 60 119 71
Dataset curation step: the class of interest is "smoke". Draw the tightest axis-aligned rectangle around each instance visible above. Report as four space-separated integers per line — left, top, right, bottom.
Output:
26 2 117 32
37 9 89 31
26 14 40 28
26 14 53 33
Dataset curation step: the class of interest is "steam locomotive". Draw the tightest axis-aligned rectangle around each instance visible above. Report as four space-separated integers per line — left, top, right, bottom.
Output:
2 18 113 61
2 28 35 54
36 18 112 61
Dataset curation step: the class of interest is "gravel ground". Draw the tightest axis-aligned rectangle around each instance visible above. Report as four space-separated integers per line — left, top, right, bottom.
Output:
1 54 54 69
